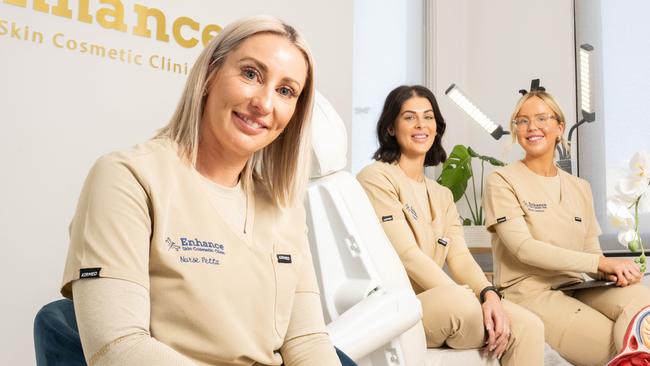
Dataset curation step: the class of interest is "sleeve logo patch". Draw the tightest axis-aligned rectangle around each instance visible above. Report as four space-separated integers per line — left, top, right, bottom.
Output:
575 217 582 222
277 254 292 263
437 238 448 246
382 215 393 222
497 217 507 223
79 267 101 279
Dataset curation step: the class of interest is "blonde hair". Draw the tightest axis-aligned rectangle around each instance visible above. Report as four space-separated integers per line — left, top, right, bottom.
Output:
509 90 568 152
156 15 315 207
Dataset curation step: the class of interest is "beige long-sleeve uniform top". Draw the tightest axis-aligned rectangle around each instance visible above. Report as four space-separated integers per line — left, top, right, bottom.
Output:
357 161 491 298
61 139 339 366
483 161 602 293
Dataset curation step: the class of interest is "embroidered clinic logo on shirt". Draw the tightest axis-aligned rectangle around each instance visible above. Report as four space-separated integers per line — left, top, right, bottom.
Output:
522 200 548 213
404 203 418 220
166 236 225 266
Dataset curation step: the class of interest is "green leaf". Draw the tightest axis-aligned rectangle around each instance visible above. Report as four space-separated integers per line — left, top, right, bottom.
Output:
436 144 506 204
437 145 472 202
467 146 480 158
488 157 506 167
462 218 472 226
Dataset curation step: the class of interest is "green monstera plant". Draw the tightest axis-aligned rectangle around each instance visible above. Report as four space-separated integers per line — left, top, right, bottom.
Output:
437 145 505 225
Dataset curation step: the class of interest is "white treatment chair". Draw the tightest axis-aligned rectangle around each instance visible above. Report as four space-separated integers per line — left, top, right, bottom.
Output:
306 91 501 366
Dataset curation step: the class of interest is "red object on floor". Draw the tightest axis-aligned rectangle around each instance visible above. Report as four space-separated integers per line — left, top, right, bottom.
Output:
607 305 650 366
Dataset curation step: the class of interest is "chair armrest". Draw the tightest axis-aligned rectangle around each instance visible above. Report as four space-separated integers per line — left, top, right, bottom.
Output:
326 288 422 360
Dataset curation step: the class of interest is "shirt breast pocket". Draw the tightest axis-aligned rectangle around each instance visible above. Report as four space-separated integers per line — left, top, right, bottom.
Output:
271 245 301 337
571 215 589 249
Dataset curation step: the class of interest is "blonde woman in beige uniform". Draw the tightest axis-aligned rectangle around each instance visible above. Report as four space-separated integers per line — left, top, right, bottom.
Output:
484 90 650 365
357 85 544 365
57 16 347 366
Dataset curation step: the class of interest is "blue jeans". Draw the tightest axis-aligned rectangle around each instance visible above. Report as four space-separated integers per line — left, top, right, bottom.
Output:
34 299 357 366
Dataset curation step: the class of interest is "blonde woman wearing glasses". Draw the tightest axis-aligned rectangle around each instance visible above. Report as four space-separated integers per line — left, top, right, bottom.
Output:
484 90 650 365
54 15 346 366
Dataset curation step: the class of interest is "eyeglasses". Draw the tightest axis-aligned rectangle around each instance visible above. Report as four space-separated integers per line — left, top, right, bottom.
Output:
512 113 557 130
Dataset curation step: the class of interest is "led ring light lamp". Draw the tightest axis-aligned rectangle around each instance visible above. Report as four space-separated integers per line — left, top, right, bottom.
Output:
444 84 509 140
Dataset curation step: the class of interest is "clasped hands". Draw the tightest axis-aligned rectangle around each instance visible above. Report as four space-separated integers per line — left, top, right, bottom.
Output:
598 256 644 287
481 291 510 360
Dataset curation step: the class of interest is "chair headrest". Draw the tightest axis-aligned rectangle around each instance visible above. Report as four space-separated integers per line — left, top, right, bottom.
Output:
310 91 348 178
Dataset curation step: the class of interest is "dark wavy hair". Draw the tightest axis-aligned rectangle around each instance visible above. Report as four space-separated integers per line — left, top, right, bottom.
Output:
372 85 447 166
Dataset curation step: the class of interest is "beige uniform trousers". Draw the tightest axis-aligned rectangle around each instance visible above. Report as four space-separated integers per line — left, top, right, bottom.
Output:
418 284 545 366
506 281 650 366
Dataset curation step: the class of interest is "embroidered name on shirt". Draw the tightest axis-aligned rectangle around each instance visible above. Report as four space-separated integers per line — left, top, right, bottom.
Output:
437 238 448 246
168 236 224 266
405 203 418 220
79 267 101 279
497 217 507 224
522 201 548 213
277 254 292 263
382 215 393 222
575 217 582 222
179 256 219 265
179 237 225 254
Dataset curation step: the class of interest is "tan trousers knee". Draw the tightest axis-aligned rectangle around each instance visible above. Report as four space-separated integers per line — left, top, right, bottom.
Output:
510 283 650 366
501 300 545 366
418 284 544 366
575 283 650 351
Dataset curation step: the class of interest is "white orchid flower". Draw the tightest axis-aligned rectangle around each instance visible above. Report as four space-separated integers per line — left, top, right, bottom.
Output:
618 229 637 247
610 152 648 262
607 197 635 229
616 176 649 202
629 151 650 180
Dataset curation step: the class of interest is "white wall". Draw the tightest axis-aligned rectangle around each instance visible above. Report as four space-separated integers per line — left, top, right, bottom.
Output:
351 0 424 173
576 0 650 249
428 0 577 220
0 1 351 364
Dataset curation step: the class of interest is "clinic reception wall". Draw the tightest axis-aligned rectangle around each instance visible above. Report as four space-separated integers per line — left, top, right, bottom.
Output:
0 1 352 364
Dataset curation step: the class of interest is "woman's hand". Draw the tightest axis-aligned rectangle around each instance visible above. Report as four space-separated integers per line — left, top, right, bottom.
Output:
481 291 510 360
598 256 642 287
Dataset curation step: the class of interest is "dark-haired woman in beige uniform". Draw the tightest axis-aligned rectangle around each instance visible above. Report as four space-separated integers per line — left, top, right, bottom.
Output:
484 90 650 366
358 85 544 365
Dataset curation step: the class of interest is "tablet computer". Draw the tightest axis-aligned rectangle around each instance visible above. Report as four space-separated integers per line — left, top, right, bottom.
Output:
553 273 649 292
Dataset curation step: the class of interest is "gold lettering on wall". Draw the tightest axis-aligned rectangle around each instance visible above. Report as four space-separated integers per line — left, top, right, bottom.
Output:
2 0 222 48
201 23 221 46
173 16 198 48
132 4 169 42
96 0 126 32
51 0 72 18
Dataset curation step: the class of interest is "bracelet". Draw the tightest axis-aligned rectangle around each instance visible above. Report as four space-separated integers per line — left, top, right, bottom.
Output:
480 286 502 303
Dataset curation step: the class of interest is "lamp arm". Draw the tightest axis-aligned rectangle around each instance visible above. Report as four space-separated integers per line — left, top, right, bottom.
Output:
567 118 587 144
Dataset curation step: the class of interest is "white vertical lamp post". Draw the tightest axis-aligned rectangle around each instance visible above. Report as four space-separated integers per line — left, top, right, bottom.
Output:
569 43 596 143
557 43 596 173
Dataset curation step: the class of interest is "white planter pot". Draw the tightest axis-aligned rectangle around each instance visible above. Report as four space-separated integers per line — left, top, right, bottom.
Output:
463 225 492 248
